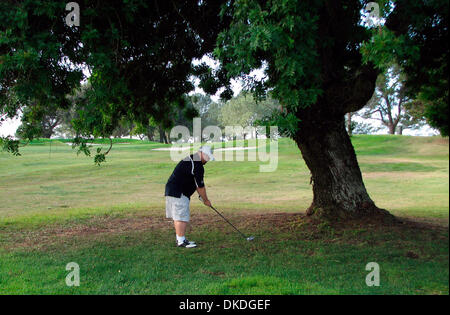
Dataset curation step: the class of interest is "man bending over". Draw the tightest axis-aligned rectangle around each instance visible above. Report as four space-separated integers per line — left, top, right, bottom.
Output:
165 146 214 248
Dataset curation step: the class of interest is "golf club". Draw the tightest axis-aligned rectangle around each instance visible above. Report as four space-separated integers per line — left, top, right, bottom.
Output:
199 196 255 241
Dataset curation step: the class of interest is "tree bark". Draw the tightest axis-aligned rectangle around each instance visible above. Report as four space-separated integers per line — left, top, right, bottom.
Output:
159 126 166 143
346 113 352 136
388 123 396 135
41 129 53 139
164 132 170 144
295 117 391 220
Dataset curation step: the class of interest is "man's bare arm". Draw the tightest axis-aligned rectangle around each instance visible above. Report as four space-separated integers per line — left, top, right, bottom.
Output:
197 187 211 207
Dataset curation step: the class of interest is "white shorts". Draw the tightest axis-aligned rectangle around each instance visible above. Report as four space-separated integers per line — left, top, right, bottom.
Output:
165 194 190 222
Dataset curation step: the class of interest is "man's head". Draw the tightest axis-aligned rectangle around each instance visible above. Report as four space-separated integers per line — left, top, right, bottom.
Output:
198 146 215 164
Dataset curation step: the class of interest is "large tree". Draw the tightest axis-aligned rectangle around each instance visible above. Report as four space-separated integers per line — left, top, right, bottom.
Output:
211 0 447 219
210 0 386 219
16 104 65 139
361 65 425 135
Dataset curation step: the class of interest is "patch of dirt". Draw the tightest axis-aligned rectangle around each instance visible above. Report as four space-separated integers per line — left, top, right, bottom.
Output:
1 211 448 251
1 215 172 250
361 157 426 164
363 172 440 179
432 138 449 145
406 251 420 259
399 216 449 229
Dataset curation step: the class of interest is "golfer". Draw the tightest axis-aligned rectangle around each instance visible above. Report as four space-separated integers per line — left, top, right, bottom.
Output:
165 146 214 248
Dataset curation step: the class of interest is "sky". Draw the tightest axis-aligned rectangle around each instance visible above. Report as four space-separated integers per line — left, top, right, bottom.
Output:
0 116 21 138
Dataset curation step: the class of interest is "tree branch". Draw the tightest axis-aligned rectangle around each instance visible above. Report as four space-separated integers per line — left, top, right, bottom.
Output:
342 64 379 113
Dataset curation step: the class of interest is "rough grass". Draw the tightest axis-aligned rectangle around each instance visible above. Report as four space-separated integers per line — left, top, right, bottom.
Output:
0 211 448 294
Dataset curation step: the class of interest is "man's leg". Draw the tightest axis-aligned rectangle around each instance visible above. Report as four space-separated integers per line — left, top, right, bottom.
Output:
172 195 195 247
174 220 196 247
174 220 187 237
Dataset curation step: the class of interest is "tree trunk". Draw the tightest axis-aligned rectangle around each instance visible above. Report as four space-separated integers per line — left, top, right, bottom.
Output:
295 117 391 220
41 129 53 139
159 128 169 144
159 126 165 143
388 124 395 134
346 113 352 136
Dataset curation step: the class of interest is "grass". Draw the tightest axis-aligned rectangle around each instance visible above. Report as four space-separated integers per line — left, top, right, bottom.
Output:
0 135 448 294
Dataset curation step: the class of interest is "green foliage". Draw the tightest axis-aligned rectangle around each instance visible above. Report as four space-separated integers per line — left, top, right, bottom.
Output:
131 120 157 141
377 0 449 136
15 103 66 139
1 0 230 163
361 29 419 73
111 117 134 138
215 0 325 110
257 111 300 138
352 121 381 135
94 151 107 166
213 0 400 151
71 136 113 166
0 136 21 156
0 1 82 113
73 137 92 157
419 82 449 136
188 93 223 128
219 92 280 128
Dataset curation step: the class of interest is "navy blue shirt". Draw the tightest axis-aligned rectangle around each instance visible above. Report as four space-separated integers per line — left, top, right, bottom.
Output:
165 153 205 199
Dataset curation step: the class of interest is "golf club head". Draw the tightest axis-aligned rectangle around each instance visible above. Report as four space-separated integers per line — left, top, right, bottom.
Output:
246 236 255 241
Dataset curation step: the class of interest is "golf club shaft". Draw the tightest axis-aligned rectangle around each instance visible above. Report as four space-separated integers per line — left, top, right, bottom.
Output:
209 205 248 239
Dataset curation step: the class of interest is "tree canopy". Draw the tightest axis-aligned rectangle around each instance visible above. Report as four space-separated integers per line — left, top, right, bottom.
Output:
1 0 230 154
366 0 448 135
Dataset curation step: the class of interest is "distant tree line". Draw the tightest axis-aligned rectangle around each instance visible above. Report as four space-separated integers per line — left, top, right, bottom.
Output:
15 89 280 143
